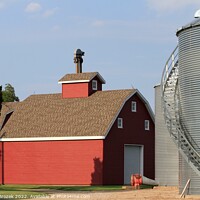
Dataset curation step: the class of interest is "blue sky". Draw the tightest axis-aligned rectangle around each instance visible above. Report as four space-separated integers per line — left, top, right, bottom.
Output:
1 0 200 108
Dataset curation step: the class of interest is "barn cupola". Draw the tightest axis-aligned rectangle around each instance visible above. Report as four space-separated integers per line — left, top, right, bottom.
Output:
58 49 106 98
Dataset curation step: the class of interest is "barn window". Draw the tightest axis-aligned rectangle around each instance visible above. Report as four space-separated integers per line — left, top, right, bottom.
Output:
145 120 150 130
118 118 123 128
92 80 97 90
131 101 137 112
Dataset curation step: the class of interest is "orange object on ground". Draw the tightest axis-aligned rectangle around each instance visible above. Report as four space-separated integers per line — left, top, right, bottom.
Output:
131 174 142 189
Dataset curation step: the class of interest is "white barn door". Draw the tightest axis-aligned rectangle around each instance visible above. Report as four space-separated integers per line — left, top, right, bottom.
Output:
124 145 143 185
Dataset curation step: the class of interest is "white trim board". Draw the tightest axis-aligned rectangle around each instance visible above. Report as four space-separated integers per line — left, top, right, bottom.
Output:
58 80 90 84
0 136 105 142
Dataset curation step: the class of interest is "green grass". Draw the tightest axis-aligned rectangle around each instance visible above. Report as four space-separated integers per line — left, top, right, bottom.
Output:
0 185 48 199
0 184 153 199
39 185 123 191
0 184 123 192
140 184 154 189
0 185 123 199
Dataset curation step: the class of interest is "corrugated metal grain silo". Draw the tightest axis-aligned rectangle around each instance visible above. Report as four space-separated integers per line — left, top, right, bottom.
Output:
154 85 178 186
179 154 200 194
161 11 200 195
177 18 200 147
176 15 200 195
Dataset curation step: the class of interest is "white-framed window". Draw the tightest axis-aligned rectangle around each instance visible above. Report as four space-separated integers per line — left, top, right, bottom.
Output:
118 118 123 129
92 80 98 90
131 101 137 112
144 120 150 131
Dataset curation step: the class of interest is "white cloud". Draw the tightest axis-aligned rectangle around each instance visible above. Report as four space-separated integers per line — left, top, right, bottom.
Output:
147 0 200 12
0 2 5 9
92 20 105 27
43 8 58 18
52 25 61 31
0 0 17 10
25 2 42 13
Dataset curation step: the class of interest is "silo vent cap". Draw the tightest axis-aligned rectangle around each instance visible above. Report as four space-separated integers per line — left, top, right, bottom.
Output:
194 9 200 18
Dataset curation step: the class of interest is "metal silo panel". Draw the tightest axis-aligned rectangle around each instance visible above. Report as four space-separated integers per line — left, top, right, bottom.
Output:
155 85 178 186
178 25 200 148
179 153 200 194
177 21 200 194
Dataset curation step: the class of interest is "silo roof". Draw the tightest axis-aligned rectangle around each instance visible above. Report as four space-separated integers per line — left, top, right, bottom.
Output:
176 18 200 36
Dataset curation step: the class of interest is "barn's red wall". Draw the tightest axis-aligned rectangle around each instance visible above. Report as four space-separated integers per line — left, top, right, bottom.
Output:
103 94 155 185
62 77 103 98
0 142 3 184
62 83 89 98
3 140 103 185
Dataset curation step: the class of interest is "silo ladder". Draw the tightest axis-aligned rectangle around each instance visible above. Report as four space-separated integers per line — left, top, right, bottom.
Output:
161 45 200 176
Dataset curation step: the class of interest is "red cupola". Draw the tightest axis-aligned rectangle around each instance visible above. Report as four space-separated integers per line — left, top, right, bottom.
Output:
58 49 106 98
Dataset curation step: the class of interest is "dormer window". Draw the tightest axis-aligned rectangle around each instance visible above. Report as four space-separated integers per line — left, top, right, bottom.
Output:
92 80 98 90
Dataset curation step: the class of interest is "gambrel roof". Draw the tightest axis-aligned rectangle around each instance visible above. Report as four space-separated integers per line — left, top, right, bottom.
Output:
0 90 132 138
0 89 154 140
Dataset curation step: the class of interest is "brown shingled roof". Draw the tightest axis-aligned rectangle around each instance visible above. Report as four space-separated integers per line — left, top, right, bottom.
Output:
0 102 18 124
0 89 135 138
58 72 106 83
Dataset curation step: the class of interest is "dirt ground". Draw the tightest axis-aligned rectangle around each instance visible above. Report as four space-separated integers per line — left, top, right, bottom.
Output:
27 186 200 200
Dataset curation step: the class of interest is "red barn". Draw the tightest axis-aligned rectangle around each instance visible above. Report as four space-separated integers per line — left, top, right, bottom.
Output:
0 50 155 185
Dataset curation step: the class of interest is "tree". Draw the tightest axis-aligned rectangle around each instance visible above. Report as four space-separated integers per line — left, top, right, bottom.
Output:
2 84 19 102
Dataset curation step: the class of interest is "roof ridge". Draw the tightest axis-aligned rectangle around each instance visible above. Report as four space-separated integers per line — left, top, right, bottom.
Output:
64 71 98 75
24 89 135 100
94 89 135 93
